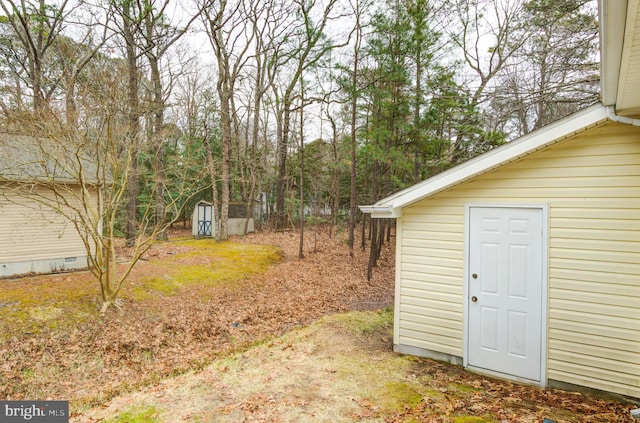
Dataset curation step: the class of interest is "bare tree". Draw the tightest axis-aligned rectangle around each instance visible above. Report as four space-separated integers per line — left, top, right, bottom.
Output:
490 0 599 136
56 4 111 129
241 0 282 235
270 0 346 230
0 107 205 312
138 0 200 241
104 0 145 246
346 0 368 251
448 0 526 161
202 0 255 240
297 79 305 258
0 0 76 115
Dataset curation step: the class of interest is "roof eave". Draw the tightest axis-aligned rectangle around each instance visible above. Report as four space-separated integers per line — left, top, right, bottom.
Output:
0 176 100 186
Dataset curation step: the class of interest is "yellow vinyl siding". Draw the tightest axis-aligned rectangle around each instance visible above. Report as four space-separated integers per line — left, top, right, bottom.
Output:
396 121 640 398
0 185 88 265
550 321 638 350
397 205 465 355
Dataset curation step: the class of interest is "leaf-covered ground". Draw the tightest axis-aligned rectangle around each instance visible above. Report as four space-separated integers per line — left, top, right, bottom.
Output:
0 228 394 411
79 309 635 423
0 228 636 422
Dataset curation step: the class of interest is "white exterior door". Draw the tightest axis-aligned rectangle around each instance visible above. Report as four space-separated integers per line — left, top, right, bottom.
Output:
467 206 544 382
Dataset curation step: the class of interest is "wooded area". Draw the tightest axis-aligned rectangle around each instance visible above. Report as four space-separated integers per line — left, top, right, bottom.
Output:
0 0 599 308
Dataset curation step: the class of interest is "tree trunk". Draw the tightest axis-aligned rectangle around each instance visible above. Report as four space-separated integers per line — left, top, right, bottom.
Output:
203 138 220 238
218 81 231 241
65 72 78 130
146 16 167 241
361 214 367 250
275 99 291 230
123 1 140 247
348 3 362 252
298 92 305 259
367 219 378 281
32 0 46 115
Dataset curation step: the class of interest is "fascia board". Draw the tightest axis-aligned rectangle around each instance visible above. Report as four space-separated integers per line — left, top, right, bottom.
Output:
365 104 610 216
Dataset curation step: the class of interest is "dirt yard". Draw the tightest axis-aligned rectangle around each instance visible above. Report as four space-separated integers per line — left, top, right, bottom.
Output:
0 227 636 422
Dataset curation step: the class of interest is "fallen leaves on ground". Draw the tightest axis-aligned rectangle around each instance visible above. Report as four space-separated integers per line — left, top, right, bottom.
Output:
0 227 394 409
79 309 634 423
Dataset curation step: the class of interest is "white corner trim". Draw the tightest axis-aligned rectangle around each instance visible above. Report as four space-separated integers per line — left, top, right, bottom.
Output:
599 0 628 106
615 0 640 111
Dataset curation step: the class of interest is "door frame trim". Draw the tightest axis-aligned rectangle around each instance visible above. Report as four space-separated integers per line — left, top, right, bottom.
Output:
463 203 549 387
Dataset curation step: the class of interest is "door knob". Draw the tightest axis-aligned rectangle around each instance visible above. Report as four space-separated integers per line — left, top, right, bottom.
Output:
471 296 478 302
472 273 478 279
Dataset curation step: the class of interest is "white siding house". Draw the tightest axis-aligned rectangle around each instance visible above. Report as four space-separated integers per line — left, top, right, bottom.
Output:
360 0 640 400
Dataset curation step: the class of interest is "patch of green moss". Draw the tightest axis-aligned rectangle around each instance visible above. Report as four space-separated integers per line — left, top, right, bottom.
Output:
29 305 64 321
130 276 184 300
0 279 94 312
178 242 282 279
424 388 442 398
131 242 282 299
102 405 160 423
0 301 93 339
0 273 98 339
383 381 424 410
174 263 237 285
331 307 393 334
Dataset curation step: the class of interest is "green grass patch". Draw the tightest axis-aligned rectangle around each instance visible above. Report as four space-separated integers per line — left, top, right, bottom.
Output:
331 307 393 334
128 240 282 300
102 405 160 423
450 382 483 393
382 381 424 410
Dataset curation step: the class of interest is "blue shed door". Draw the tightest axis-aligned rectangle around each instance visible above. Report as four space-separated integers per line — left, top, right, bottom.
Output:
197 203 213 236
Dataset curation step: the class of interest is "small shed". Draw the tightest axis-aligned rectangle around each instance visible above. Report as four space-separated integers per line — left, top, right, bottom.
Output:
191 201 255 238
192 200 215 237
227 202 254 236
360 1 640 400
